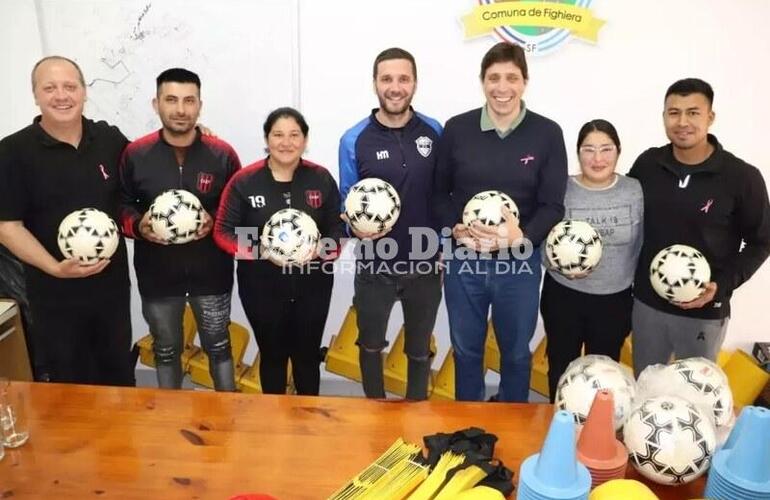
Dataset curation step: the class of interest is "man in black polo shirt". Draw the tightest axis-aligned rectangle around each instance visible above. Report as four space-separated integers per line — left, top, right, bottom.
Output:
0 56 134 386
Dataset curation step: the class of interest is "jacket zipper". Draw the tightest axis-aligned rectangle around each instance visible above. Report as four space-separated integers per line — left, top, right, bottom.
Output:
178 163 191 291
393 130 407 169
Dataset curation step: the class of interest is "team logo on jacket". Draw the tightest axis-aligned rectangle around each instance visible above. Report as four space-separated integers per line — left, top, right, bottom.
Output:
197 172 214 194
415 136 433 158
305 190 323 209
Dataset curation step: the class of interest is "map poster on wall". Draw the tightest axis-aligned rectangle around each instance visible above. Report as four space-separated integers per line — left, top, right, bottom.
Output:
36 0 297 161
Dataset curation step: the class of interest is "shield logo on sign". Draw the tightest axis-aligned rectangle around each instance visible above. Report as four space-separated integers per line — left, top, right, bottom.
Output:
305 190 322 209
197 172 214 194
415 136 433 158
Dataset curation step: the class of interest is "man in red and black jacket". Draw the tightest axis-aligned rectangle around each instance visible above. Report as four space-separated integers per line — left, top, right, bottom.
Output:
119 68 241 391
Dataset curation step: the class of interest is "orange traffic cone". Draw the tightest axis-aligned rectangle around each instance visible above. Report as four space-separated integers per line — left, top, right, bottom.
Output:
577 389 628 487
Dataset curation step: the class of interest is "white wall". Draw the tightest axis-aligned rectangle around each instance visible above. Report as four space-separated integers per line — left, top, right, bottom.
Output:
2 0 769 373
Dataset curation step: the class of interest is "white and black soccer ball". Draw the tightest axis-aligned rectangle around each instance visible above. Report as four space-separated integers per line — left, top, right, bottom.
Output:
546 220 603 277
57 208 119 264
344 178 401 234
555 355 636 431
260 208 319 266
650 244 711 303
666 358 734 428
149 189 204 244
623 396 716 485
462 190 519 227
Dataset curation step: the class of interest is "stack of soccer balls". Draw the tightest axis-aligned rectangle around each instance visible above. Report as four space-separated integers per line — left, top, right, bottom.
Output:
57 207 120 264
554 355 636 431
462 190 519 227
344 178 401 234
546 220 603 277
261 208 319 266
623 395 717 485
149 189 205 244
622 357 733 485
649 244 711 303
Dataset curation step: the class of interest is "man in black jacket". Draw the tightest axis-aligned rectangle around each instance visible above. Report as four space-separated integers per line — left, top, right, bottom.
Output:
119 68 241 390
629 78 770 375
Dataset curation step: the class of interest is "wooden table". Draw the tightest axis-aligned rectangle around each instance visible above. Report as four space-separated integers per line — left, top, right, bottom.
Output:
0 382 705 499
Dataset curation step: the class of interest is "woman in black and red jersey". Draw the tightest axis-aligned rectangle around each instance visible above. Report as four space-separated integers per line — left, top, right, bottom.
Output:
214 107 344 395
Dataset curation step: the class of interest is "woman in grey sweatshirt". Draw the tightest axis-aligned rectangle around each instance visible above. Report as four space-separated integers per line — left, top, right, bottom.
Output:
540 119 644 401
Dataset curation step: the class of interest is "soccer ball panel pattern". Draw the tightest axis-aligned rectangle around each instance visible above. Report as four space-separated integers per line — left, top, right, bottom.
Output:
649 244 711 303
344 178 401 234
149 189 204 245
57 208 119 264
462 190 519 227
623 395 716 485
260 208 319 266
554 355 636 431
546 220 603 277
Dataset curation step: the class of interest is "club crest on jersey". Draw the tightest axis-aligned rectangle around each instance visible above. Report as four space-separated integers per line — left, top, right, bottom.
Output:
415 136 433 158
305 190 323 209
197 172 214 193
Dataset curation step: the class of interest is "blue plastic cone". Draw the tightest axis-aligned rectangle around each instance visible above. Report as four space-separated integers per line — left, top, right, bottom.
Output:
725 406 770 483
722 406 749 452
705 406 770 499
519 410 592 500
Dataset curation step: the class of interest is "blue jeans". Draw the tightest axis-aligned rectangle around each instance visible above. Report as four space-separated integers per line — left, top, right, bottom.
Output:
444 251 542 402
142 293 235 391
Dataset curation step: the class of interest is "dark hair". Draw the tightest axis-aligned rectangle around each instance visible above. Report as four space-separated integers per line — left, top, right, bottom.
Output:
156 68 201 93
31 56 85 90
480 42 528 80
665 78 714 107
577 119 621 154
263 107 309 138
373 47 417 80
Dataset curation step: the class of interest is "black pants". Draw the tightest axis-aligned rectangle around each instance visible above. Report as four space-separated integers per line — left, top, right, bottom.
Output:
29 292 134 386
239 266 333 395
539 273 631 402
353 268 442 400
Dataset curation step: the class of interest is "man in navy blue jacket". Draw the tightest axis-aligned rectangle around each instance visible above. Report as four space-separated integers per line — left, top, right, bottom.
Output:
433 42 567 402
339 48 442 400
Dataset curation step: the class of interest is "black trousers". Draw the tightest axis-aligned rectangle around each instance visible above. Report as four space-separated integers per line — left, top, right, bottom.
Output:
29 292 134 386
239 266 333 395
539 273 631 402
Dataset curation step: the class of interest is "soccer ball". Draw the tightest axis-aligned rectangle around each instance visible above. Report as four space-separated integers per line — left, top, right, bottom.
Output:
149 189 204 244
344 178 401 234
555 355 636 431
545 220 603 277
462 190 519 227
57 208 119 264
665 358 734 428
650 244 711 303
623 396 716 485
261 208 319 266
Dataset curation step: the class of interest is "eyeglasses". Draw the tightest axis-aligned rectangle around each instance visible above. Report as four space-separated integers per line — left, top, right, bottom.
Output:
579 145 617 157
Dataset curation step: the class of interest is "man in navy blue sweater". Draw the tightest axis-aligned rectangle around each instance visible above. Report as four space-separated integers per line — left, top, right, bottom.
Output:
339 48 442 400
433 42 567 402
